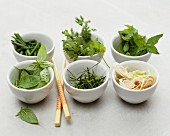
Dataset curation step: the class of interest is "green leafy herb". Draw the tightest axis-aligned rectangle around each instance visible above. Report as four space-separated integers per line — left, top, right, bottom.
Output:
11 33 42 56
67 63 106 89
18 75 40 89
117 25 163 56
13 45 52 89
62 16 106 60
16 107 39 125
37 44 47 62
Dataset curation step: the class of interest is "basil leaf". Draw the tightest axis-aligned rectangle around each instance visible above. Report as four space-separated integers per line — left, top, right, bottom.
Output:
20 70 29 80
37 44 47 62
39 61 53 68
19 75 40 89
16 107 39 125
147 45 159 54
25 62 39 71
40 68 50 83
147 34 163 46
34 81 47 89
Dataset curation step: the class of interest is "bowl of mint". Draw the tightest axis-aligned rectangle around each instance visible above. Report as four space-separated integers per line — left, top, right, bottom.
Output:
111 25 163 62
7 45 54 104
62 16 106 63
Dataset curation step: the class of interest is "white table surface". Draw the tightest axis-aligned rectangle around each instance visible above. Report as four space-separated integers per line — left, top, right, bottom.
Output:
0 0 170 136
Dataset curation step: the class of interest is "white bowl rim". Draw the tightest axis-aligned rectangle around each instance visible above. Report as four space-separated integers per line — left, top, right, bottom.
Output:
63 33 105 59
12 32 55 59
63 59 109 92
112 60 159 92
111 35 151 59
7 60 54 92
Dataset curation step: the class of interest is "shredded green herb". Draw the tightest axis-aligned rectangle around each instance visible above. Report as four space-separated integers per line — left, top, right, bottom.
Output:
67 63 106 89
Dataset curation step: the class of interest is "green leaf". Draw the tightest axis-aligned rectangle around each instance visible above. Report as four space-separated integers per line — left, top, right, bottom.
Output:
16 107 39 124
123 42 129 52
39 61 53 68
117 42 125 54
147 34 163 46
20 70 29 80
119 25 137 41
25 62 39 71
37 44 47 62
18 75 40 89
146 46 159 54
40 68 50 83
133 33 146 47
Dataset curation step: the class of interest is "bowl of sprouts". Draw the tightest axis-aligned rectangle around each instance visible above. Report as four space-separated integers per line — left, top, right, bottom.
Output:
112 60 159 104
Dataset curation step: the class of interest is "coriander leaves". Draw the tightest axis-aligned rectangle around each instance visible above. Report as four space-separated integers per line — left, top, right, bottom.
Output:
62 16 105 61
117 25 163 56
16 107 39 125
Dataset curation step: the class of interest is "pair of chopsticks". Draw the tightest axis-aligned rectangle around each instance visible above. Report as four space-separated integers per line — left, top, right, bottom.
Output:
52 57 71 127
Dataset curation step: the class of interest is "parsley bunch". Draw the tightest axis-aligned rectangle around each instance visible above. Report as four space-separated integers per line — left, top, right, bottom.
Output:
62 16 106 60
117 25 163 56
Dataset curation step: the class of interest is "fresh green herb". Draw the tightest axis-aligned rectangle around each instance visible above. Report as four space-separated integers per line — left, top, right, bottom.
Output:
13 45 53 89
16 107 39 125
117 25 163 56
62 16 106 60
11 33 42 56
67 63 106 89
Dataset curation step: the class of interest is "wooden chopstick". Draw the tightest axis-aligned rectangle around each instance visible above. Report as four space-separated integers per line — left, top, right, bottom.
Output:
52 58 71 122
54 56 66 127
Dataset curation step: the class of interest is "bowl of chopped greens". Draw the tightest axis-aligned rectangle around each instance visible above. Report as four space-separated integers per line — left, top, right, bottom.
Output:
111 25 163 62
62 16 106 63
112 60 159 104
7 45 54 104
63 60 109 103
12 32 55 62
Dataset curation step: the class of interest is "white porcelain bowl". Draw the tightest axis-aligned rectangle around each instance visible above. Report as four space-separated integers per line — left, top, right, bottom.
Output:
64 34 105 63
63 60 109 103
111 35 151 63
7 60 54 104
12 32 55 62
112 60 159 104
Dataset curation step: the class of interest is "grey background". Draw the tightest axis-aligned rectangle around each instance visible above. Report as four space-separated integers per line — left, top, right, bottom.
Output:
0 0 169 136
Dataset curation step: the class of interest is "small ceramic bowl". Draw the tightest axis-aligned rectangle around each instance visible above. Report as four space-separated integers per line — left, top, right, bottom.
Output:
112 60 159 104
63 60 109 103
7 60 54 104
12 32 55 62
64 34 105 63
111 35 151 63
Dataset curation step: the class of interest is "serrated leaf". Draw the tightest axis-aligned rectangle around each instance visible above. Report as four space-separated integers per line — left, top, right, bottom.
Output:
147 34 163 46
16 107 39 124
18 75 40 89
147 46 159 54
133 33 146 47
37 44 47 62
